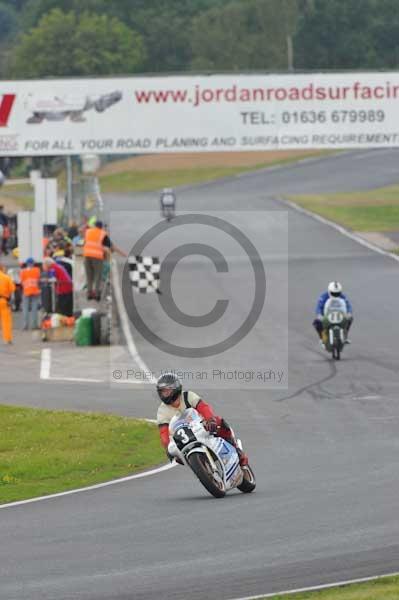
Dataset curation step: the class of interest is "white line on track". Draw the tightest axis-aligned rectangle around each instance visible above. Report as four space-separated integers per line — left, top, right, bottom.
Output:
112 379 153 385
111 256 157 382
40 349 105 383
47 376 105 383
280 196 399 263
0 463 175 510
40 348 51 379
229 571 399 600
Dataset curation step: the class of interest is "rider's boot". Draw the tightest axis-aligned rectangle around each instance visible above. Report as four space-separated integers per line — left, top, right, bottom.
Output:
319 329 328 349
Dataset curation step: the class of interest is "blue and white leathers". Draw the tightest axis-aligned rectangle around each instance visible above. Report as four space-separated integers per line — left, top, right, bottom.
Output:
316 292 352 317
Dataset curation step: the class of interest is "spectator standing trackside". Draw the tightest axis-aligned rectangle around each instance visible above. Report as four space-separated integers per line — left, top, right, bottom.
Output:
55 247 73 278
20 258 41 330
83 221 106 300
42 257 73 316
83 220 127 301
0 205 9 256
0 263 15 344
67 221 79 240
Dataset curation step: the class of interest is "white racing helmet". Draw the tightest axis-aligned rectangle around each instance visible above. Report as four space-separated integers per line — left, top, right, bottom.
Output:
328 281 343 297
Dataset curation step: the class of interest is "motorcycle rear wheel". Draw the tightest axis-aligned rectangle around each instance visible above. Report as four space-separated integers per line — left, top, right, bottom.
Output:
237 465 256 493
187 452 226 498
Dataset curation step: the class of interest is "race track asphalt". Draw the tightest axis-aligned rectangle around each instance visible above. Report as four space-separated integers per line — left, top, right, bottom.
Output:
1 149 398 600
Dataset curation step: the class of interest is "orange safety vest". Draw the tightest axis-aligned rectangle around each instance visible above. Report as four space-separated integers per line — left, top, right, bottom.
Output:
20 266 41 296
0 271 15 300
83 227 106 260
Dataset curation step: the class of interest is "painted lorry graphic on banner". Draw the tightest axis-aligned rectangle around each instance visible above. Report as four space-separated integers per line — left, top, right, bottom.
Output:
1 73 399 155
25 91 122 123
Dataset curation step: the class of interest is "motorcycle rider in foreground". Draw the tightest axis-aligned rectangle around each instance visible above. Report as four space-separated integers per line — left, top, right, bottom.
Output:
313 281 353 349
156 372 249 466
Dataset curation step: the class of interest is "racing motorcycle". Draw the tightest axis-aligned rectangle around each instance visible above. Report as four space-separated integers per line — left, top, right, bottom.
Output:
160 188 176 222
168 408 256 498
322 297 348 360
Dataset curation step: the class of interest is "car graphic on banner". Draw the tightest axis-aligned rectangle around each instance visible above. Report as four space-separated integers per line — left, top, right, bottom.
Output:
24 91 122 123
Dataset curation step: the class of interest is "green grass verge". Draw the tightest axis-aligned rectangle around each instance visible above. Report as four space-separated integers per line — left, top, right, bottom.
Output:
0 404 165 504
99 152 334 193
1 183 34 210
288 185 399 231
100 166 244 193
264 575 399 599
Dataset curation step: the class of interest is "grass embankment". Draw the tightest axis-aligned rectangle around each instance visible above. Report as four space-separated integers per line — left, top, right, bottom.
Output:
264 575 399 599
288 185 399 232
99 151 333 193
0 404 165 504
0 183 34 211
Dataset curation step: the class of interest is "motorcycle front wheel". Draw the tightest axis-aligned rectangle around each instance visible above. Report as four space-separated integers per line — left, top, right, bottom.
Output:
332 329 342 360
332 347 340 360
187 452 226 498
237 465 256 493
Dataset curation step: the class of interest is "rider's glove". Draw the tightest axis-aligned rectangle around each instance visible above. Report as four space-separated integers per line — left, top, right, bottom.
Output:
316 314 323 321
204 417 219 435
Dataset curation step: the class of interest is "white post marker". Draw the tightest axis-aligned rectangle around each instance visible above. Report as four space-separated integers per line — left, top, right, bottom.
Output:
40 348 51 380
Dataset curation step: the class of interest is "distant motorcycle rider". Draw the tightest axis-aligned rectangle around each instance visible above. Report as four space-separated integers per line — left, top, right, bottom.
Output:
156 372 249 466
313 281 353 348
160 188 176 220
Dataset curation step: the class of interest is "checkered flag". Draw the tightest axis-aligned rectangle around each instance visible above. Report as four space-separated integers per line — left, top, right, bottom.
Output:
128 256 161 294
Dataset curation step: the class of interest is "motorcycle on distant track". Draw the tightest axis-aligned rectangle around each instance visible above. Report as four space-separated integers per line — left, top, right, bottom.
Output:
322 297 348 360
160 188 176 222
168 408 256 498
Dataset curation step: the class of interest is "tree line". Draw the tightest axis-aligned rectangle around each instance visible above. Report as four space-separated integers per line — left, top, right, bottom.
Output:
1 0 399 78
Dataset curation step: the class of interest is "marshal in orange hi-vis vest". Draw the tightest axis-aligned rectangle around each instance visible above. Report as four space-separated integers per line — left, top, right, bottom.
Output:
83 227 106 260
20 266 41 296
0 270 15 343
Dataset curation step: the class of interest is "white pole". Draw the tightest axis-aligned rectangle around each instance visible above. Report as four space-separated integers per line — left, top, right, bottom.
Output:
66 156 73 225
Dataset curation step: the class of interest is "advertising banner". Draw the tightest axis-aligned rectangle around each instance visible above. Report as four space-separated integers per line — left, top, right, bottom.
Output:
1 72 399 155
